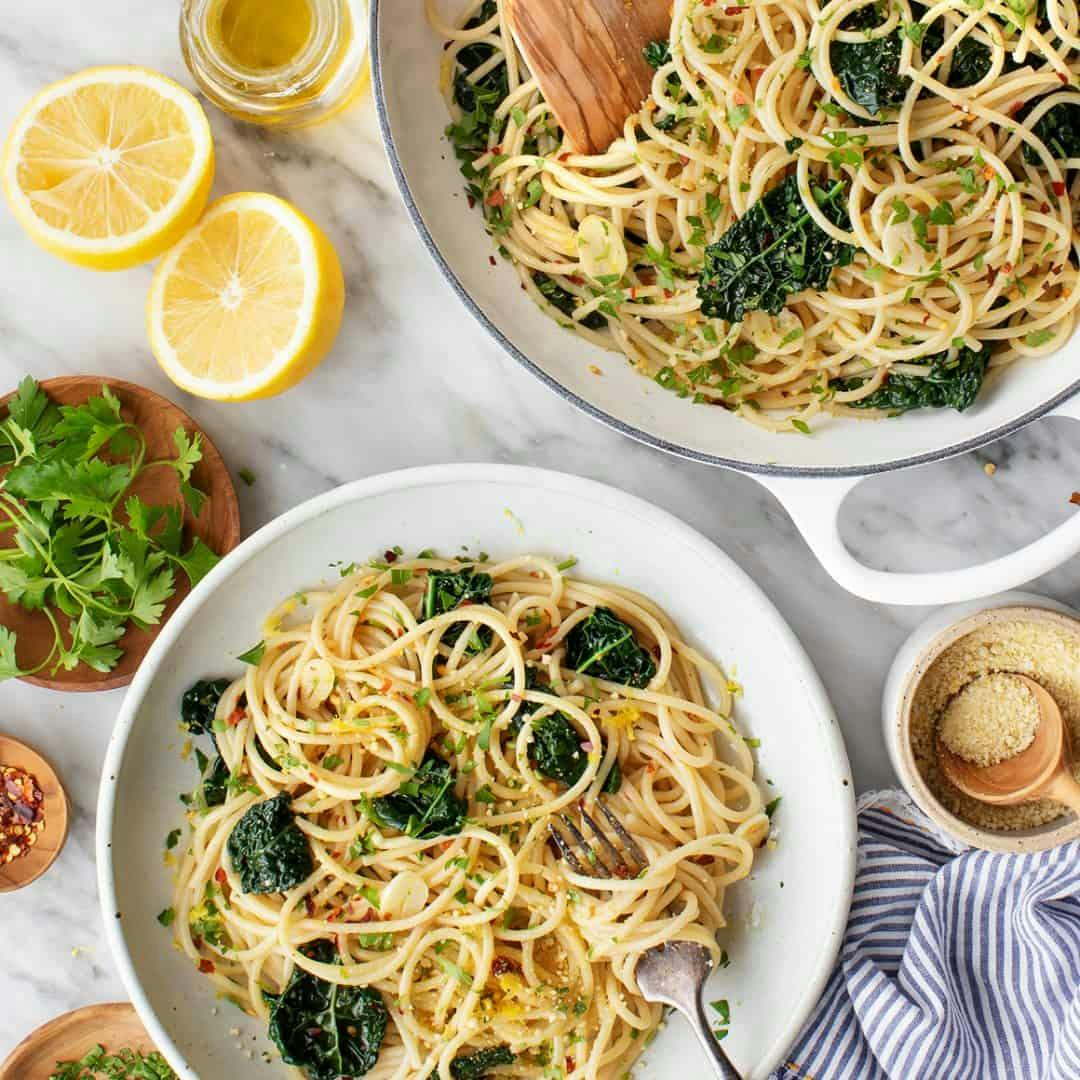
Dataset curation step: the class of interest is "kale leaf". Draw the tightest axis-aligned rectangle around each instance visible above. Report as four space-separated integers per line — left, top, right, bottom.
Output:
505 670 621 793
837 343 990 413
368 753 467 839
227 793 313 894
1022 99 1080 164
532 273 607 331
564 607 656 688
266 940 387 1080
830 5 908 117
424 566 494 653
428 1045 516 1080
449 0 507 154
698 176 855 323
193 751 229 811
181 678 230 736
643 40 671 69
920 19 991 89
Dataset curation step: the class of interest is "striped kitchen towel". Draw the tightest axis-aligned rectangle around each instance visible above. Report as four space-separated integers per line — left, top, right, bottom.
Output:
772 791 1080 1080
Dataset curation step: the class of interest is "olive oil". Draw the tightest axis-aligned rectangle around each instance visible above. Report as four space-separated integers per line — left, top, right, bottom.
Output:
215 0 316 72
180 0 367 128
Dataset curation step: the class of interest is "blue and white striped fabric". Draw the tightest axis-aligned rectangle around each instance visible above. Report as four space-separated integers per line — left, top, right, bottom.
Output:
771 792 1080 1080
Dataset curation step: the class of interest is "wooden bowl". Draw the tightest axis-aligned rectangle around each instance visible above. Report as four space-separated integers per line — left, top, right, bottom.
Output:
0 735 68 892
0 376 241 691
0 1003 158 1080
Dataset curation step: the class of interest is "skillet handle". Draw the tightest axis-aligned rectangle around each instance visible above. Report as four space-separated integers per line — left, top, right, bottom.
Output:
758 395 1080 606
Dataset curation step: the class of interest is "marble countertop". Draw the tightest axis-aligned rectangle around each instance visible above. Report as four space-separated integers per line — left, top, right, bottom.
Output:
5 0 1080 1064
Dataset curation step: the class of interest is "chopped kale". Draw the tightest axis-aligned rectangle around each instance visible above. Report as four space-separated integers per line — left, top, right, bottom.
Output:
428 1045 516 1080
1021 99 1080 164
194 752 229 811
266 940 388 1080
830 4 908 117
180 678 230 736
449 0 507 161
837 343 990 413
532 272 607 331
368 753 467 839
564 607 656 688
227 793 313 894
920 19 991 89
643 39 671 69
505 669 622 793
698 176 855 323
424 565 494 653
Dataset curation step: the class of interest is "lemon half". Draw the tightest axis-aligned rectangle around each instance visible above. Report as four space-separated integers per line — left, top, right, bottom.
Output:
2 66 214 270
148 192 345 401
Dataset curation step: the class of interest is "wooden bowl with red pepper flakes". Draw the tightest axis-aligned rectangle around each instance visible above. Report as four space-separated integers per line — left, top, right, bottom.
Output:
0 734 68 892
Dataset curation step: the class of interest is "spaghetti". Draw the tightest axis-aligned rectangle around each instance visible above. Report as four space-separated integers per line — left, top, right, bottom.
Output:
431 0 1080 431
168 554 767 1080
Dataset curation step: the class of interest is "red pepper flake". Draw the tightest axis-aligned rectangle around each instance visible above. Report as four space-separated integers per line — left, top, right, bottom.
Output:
663 289 674 299
1041 202 1051 213
724 4 746 12
467 195 476 210
566 1058 576 1072
226 706 245 728
491 955 520 977
486 189 505 208
305 895 316 917
558 152 572 162
1059 72 1069 84
489 256 497 267
380 678 392 693
0 765 46 866
567 275 585 286
384 549 399 563
629 287 638 300
198 959 215 974
215 867 227 884
1053 181 1067 196
1009 101 1026 117
1002 262 1013 274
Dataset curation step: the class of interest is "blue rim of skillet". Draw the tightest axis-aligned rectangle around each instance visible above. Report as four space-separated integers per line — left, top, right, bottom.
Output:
368 0 1080 478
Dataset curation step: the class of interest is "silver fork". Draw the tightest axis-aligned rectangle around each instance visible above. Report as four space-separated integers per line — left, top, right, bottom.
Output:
549 800 744 1080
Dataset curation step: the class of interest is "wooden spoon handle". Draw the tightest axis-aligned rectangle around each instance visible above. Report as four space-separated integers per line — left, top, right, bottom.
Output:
1039 769 1080 815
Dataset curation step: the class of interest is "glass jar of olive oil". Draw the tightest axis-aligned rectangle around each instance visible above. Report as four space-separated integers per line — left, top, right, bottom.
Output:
180 0 368 127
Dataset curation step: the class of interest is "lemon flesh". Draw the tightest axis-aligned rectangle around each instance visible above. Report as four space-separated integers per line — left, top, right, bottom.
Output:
2 66 214 270
148 192 345 401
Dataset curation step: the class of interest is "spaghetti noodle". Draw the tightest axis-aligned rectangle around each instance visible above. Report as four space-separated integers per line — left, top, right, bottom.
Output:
431 0 1080 431
169 553 767 1079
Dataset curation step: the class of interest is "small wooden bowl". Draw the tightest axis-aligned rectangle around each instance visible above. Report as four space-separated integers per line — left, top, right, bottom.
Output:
0 735 68 892
0 1003 159 1080
0 376 241 691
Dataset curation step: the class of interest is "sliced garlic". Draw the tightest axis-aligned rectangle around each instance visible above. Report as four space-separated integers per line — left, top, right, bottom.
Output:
380 870 428 919
577 214 628 281
299 658 335 708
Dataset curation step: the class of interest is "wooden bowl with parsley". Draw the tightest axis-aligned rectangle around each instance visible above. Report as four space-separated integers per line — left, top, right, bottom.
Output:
0 376 240 691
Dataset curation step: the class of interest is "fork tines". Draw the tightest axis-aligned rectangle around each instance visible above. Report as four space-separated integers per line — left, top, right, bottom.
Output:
548 798 646 880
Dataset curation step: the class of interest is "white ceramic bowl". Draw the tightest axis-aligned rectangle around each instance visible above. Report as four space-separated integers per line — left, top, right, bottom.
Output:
98 465 856 1080
370 1 1080 606
882 591 1080 852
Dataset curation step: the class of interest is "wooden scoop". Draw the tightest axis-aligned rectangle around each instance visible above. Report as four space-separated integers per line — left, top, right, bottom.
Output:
505 0 671 155
938 675 1080 815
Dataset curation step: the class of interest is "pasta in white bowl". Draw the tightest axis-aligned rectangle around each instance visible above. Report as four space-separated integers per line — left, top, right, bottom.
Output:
97 466 855 1080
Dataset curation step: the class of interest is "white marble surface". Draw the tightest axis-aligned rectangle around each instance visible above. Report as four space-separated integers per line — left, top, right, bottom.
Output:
5 0 1080 1066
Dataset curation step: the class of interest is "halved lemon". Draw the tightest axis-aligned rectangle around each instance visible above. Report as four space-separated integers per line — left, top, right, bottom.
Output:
2 66 214 271
147 192 345 401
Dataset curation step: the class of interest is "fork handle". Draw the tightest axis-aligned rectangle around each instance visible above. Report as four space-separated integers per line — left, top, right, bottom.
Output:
682 995 744 1080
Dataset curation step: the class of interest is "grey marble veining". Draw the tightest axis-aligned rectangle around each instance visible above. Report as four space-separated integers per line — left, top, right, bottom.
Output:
5 0 1080 1064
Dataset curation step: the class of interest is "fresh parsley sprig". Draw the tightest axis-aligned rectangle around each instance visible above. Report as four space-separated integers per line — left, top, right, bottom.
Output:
0 376 220 681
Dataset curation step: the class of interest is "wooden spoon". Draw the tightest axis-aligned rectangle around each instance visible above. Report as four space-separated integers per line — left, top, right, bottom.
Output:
0 1003 160 1080
0 376 240 692
505 0 671 155
938 675 1080 815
